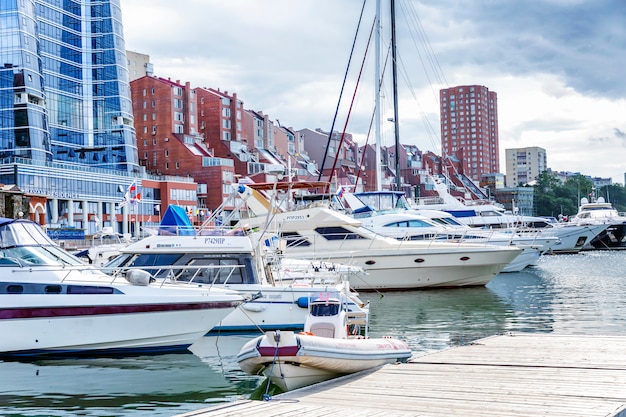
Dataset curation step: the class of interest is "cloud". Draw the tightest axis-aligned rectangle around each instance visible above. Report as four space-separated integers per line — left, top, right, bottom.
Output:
121 0 626 183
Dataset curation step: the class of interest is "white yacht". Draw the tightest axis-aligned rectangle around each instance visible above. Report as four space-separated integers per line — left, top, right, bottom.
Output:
232 184 522 291
407 178 610 254
346 191 559 272
0 218 243 357
570 197 626 249
104 220 367 333
354 210 554 273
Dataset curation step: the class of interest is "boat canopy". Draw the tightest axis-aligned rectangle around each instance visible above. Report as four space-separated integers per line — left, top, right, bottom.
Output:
159 205 195 236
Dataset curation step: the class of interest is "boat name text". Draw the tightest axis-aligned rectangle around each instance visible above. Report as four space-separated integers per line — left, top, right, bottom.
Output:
204 237 226 245
285 215 306 221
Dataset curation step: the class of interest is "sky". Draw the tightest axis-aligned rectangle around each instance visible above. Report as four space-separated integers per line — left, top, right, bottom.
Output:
120 0 626 185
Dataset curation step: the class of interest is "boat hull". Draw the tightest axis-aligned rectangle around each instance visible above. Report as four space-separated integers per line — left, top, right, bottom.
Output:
285 244 520 290
0 286 240 356
588 223 626 249
501 247 541 273
538 223 609 254
238 331 411 391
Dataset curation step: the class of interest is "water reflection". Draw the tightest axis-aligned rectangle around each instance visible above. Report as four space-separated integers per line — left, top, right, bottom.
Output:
0 347 248 417
361 284 511 353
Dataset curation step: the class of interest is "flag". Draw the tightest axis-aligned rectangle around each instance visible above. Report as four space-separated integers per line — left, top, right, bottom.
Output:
120 181 140 208
131 192 141 205
336 186 345 198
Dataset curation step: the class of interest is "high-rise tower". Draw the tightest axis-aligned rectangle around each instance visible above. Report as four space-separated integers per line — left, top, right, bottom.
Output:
439 85 499 181
1 0 138 172
0 0 156 234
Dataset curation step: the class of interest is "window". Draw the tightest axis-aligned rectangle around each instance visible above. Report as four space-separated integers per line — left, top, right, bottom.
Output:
314 227 366 241
280 232 311 247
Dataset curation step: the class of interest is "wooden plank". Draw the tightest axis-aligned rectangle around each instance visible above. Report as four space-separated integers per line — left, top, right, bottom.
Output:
177 334 626 417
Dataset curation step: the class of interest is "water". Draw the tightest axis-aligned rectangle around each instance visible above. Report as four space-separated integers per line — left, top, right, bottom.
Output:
2 251 625 416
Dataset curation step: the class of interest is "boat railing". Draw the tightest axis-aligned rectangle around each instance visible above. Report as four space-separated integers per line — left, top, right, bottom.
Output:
108 264 246 288
143 224 254 237
346 310 370 338
285 228 499 253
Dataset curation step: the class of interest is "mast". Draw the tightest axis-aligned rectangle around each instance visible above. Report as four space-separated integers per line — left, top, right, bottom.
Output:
375 0 383 191
390 0 401 191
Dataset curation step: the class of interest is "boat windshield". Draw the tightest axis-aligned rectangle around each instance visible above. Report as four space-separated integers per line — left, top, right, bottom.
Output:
0 220 56 247
0 220 83 266
310 302 340 317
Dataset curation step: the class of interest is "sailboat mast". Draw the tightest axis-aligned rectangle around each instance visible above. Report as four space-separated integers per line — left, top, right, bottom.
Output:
390 0 401 191
375 0 382 191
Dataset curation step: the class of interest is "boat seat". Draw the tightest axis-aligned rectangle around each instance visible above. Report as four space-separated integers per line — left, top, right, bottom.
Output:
309 323 336 338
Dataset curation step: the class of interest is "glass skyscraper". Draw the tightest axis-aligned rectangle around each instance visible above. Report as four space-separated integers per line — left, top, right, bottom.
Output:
0 0 149 234
1 0 138 171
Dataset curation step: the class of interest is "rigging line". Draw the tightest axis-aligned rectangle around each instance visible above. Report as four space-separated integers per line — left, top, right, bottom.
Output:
318 0 368 182
394 50 441 154
402 1 449 89
398 1 453 159
355 44 391 187
393 4 443 155
327 16 377 186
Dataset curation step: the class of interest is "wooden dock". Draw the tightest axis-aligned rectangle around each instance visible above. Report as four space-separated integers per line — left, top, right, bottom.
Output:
177 333 626 416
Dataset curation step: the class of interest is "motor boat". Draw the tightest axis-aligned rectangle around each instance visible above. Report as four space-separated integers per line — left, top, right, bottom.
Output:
104 206 367 333
354 210 551 273
73 227 132 267
360 182 609 254
343 193 559 273
0 218 243 357
237 295 411 392
570 197 626 249
230 183 522 291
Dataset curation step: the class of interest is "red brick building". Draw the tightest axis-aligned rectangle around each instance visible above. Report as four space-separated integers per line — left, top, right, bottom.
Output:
440 85 500 182
130 76 236 212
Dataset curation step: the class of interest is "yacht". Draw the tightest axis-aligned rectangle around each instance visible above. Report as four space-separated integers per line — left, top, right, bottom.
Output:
232 184 522 291
104 222 367 333
354 210 554 273
348 190 563 265
570 197 626 249
0 218 243 357
407 178 610 254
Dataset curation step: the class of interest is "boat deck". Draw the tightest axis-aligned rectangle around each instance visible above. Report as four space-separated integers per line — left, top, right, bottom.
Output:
177 333 626 416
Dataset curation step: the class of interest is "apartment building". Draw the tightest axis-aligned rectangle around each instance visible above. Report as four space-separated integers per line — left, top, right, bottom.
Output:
505 146 547 186
440 85 500 181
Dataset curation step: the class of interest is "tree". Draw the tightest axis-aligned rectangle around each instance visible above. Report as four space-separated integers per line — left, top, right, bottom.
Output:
533 171 626 217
